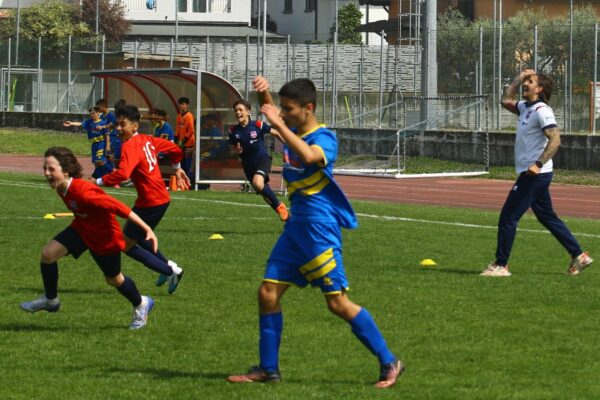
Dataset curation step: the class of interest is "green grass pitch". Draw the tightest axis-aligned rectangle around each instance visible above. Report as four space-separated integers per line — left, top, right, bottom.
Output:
2 170 600 399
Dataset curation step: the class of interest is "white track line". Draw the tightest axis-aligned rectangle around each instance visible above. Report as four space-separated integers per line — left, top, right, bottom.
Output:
2 179 600 238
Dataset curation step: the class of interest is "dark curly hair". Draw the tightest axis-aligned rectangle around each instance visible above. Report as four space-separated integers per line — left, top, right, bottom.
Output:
44 147 83 178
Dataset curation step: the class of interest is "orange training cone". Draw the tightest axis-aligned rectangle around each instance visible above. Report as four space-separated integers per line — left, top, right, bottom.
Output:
169 175 179 191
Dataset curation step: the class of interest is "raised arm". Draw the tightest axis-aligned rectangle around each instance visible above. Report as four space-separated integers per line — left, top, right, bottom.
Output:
253 76 275 106
260 103 323 165
63 121 82 127
502 69 534 115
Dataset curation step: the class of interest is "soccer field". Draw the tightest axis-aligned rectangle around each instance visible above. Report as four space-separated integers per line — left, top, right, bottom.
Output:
2 171 600 399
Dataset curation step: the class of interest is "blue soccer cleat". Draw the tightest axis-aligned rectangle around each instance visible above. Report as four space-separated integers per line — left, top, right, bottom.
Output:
129 296 154 330
21 296 60 313
168 270 184 294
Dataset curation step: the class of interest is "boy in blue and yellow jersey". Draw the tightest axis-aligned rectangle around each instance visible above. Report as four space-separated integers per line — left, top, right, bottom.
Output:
229 99 288 221
152 109 175 142
227 77 404 389
63 107 113 179
96 99 122 168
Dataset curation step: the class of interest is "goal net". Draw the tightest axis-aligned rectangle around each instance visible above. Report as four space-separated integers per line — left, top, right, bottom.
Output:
334 95 489 178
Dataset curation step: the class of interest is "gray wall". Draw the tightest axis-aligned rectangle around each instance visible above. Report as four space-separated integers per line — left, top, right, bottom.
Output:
3 111 600 171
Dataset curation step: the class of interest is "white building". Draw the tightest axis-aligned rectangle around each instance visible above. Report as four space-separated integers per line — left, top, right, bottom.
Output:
124 0 249 25
256 0 387 44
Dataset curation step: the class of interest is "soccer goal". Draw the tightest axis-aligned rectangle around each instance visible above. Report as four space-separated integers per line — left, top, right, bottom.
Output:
334 95 489 178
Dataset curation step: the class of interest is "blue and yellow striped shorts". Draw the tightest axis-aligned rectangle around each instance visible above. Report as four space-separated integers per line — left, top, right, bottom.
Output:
264 221 349 295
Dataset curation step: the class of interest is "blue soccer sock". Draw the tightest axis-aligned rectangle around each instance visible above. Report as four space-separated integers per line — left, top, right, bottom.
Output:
137 239 168 264
40 262 58 300
125 245 172 275
259 184 281 210
259 312 283 372
116 275 142 307
349 308 396 366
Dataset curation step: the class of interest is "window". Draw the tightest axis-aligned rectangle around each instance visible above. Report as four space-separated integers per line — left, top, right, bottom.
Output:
284 0 292 13
305 0 316 12
193 0 207 12
178 0 187 13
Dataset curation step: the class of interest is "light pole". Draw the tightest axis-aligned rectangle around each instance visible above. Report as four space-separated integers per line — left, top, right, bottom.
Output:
175 0 179 53
15 0 20 65
262 0 266 76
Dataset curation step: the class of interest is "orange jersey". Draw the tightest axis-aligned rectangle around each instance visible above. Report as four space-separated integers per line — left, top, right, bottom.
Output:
176 112 195 148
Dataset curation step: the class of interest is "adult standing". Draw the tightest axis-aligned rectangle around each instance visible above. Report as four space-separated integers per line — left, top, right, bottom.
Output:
481 70 592 277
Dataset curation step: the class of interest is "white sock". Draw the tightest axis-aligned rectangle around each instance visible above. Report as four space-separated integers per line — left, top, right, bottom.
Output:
168 260 182 275
45 296 59 305
136 295 147 309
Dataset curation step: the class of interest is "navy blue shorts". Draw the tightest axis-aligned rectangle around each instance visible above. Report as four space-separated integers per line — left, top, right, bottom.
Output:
242 156 271 183
53 226 121 277
123 202 170 241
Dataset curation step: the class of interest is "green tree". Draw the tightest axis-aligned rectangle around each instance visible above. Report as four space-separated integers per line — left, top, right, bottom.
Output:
0 0 91 54
331 3 363 44
80 0 131 44
437 6 600 94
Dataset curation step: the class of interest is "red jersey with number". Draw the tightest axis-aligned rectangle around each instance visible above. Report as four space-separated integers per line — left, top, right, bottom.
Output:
60 178 131 255
101 133 184 208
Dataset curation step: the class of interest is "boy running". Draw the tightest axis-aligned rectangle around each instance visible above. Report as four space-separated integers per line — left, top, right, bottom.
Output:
227 77 403 388
21 147 155 329
95 105 190 294
229 99 288 221
96 98 122 168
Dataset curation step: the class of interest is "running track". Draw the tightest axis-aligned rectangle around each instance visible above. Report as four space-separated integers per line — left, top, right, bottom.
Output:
4 153 600 220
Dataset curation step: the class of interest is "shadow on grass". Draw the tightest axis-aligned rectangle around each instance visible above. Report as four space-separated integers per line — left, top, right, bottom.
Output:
106 366 223 380
416 268 481 275
0 322 66 332
15 287 111 295
0 322 127 332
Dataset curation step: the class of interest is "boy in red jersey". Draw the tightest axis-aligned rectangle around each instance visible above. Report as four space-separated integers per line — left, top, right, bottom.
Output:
21 147 156 329
175 97 195 179
95 105 190 294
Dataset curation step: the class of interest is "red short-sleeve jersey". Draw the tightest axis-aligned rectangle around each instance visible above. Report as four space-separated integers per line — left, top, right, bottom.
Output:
101 133 184 208
60 178 131 255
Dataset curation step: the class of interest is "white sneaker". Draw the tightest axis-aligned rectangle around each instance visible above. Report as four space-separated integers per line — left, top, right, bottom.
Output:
480 263 511 277
21 296 60 313
129 296 154 330
567 252 593 275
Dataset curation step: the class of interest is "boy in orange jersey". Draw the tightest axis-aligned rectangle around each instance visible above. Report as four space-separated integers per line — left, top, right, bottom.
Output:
176 97 195 179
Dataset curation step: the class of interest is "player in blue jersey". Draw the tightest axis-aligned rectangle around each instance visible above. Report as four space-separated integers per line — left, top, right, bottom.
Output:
63 107 113 179
228 99 288 221
152 109 175 141
96 99 122 168
227 77 403 389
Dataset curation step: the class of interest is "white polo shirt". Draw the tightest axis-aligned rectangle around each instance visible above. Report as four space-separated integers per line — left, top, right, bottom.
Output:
514 100 558 174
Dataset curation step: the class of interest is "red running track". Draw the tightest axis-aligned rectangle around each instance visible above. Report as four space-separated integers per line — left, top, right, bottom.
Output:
4 153 600 219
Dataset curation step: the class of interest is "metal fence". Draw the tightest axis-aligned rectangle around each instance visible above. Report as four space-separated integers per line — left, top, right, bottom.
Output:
1 23 598 133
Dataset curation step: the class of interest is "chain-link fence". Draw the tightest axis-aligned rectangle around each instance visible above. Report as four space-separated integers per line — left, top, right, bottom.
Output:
1 23 598 133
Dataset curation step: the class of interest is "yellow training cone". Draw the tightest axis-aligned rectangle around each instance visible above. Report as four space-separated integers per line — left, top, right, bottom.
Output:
53 212 74 217
209 234 224 240
420 259 437 266
43 214 56 219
